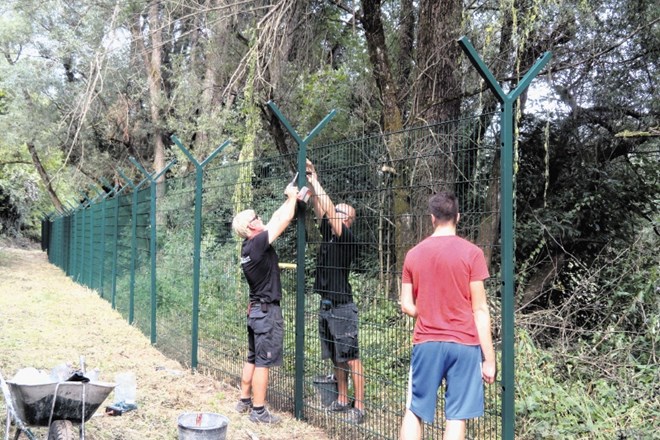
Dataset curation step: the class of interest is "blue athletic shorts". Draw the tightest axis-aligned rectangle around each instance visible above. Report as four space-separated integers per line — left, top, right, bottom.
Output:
405 341 484 423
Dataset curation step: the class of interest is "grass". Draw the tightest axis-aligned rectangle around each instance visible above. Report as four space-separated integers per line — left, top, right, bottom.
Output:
0 246 328 440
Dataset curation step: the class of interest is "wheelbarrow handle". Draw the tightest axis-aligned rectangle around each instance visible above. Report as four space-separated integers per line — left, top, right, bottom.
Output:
0 371 37 440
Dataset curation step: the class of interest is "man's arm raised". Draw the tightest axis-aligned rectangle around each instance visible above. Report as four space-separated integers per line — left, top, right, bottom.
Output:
306 159 343 237
265 183 298 244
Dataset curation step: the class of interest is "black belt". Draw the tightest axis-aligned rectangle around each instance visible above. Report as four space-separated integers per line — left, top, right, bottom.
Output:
320 299 351 310
250 300 280 312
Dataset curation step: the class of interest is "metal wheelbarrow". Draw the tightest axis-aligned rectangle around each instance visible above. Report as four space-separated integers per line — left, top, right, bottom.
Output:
1 370 115 440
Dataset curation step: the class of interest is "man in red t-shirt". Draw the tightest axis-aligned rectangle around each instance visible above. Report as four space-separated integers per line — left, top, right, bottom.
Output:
399 191 496 440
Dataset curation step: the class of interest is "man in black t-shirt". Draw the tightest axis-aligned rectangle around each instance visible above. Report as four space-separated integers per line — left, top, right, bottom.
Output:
231 182 298 424
306 159 365 425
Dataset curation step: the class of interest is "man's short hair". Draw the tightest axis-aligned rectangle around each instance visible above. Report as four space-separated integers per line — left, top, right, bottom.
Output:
428 191 459 224
335 203 355 221
232 209 256 238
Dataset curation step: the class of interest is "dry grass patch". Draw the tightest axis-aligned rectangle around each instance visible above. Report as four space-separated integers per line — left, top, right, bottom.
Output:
0 246 328 440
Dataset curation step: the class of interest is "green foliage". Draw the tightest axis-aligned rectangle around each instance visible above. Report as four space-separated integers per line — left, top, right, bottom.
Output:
0 149 41 237
516 223 660 437
516 328 659 438
0 90 8 115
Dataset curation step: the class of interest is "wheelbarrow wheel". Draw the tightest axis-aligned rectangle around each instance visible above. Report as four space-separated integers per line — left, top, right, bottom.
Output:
47 420 74 440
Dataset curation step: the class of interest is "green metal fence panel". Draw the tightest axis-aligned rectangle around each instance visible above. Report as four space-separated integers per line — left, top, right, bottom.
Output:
100 196 116 300
151 173 196 366
128 187 152 335
90 201 103 291
114 192 134 318
197 152 301 412
46 113 514 439
191 161 246 376
68 210 77 279
74 208 85 283
300 117 500 439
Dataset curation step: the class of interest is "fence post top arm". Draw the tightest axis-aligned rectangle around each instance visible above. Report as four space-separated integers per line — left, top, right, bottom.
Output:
88 186 105 204
89 184 107 201
114 182 129 196
117 167 137 190
171 135 201 169
99 177 117 198
266 100 305 146
305 109 337 144
152 157 178 181
458 36 506 103
459 36 553 105
78 191 91 208
136 173 153 190
200 140 231 168
267 100 337 189
128 155 160 189
171 135 230 169
129 156 153 180
507 51 553 102
267 100 337 148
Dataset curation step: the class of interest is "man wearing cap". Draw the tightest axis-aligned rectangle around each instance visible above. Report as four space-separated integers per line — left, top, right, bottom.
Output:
231 181 298 424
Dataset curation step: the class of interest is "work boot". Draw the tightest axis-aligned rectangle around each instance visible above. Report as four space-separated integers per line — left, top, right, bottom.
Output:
328 400 351 412
235 398 252 413
249 407 281 424
345 408 365 425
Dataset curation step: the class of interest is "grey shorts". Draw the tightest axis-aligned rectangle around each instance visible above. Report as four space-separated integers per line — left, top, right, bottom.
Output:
319 301 360 363
246 303 283 367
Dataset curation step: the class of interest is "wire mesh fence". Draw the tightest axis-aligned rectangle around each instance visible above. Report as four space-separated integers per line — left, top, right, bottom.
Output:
44 113 504 439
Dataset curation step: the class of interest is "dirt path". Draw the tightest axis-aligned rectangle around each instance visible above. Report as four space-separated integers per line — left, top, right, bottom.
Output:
0 247 328 440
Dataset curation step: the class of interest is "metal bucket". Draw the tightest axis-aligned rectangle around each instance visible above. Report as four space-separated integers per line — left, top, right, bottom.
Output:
177 412 228 440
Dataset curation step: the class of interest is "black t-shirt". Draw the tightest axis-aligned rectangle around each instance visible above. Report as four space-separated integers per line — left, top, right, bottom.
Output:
313 216 356 304
240 230 282 303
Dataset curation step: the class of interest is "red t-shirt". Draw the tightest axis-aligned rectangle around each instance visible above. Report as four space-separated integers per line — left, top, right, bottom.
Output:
402 235 489 345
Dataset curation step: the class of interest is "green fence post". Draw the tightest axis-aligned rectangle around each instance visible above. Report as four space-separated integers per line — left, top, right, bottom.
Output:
266 100 336 420
118 168 152 325
171 135 230 369
80 196 92 284
67 201 79 279
110 182 129 310
78 194 90 285
129 156 178 345
458 36 552 440
98 182 116 298
63 205 74 275
87 185 105 290
88 190 95 288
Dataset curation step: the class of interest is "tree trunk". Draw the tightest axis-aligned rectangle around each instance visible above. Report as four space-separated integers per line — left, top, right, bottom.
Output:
148 1 165 181
361 0 408 299
27 143 63 212
133 0 166 182
396 0 415 112
413 0 462 123
361 0 403 133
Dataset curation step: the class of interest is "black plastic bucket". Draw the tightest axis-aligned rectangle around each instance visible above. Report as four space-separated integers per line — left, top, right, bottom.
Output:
313 374 338 407
177 412 228 440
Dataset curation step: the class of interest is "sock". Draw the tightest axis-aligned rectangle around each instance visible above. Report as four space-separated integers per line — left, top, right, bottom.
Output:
241 398 252 404
253 406 265 413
